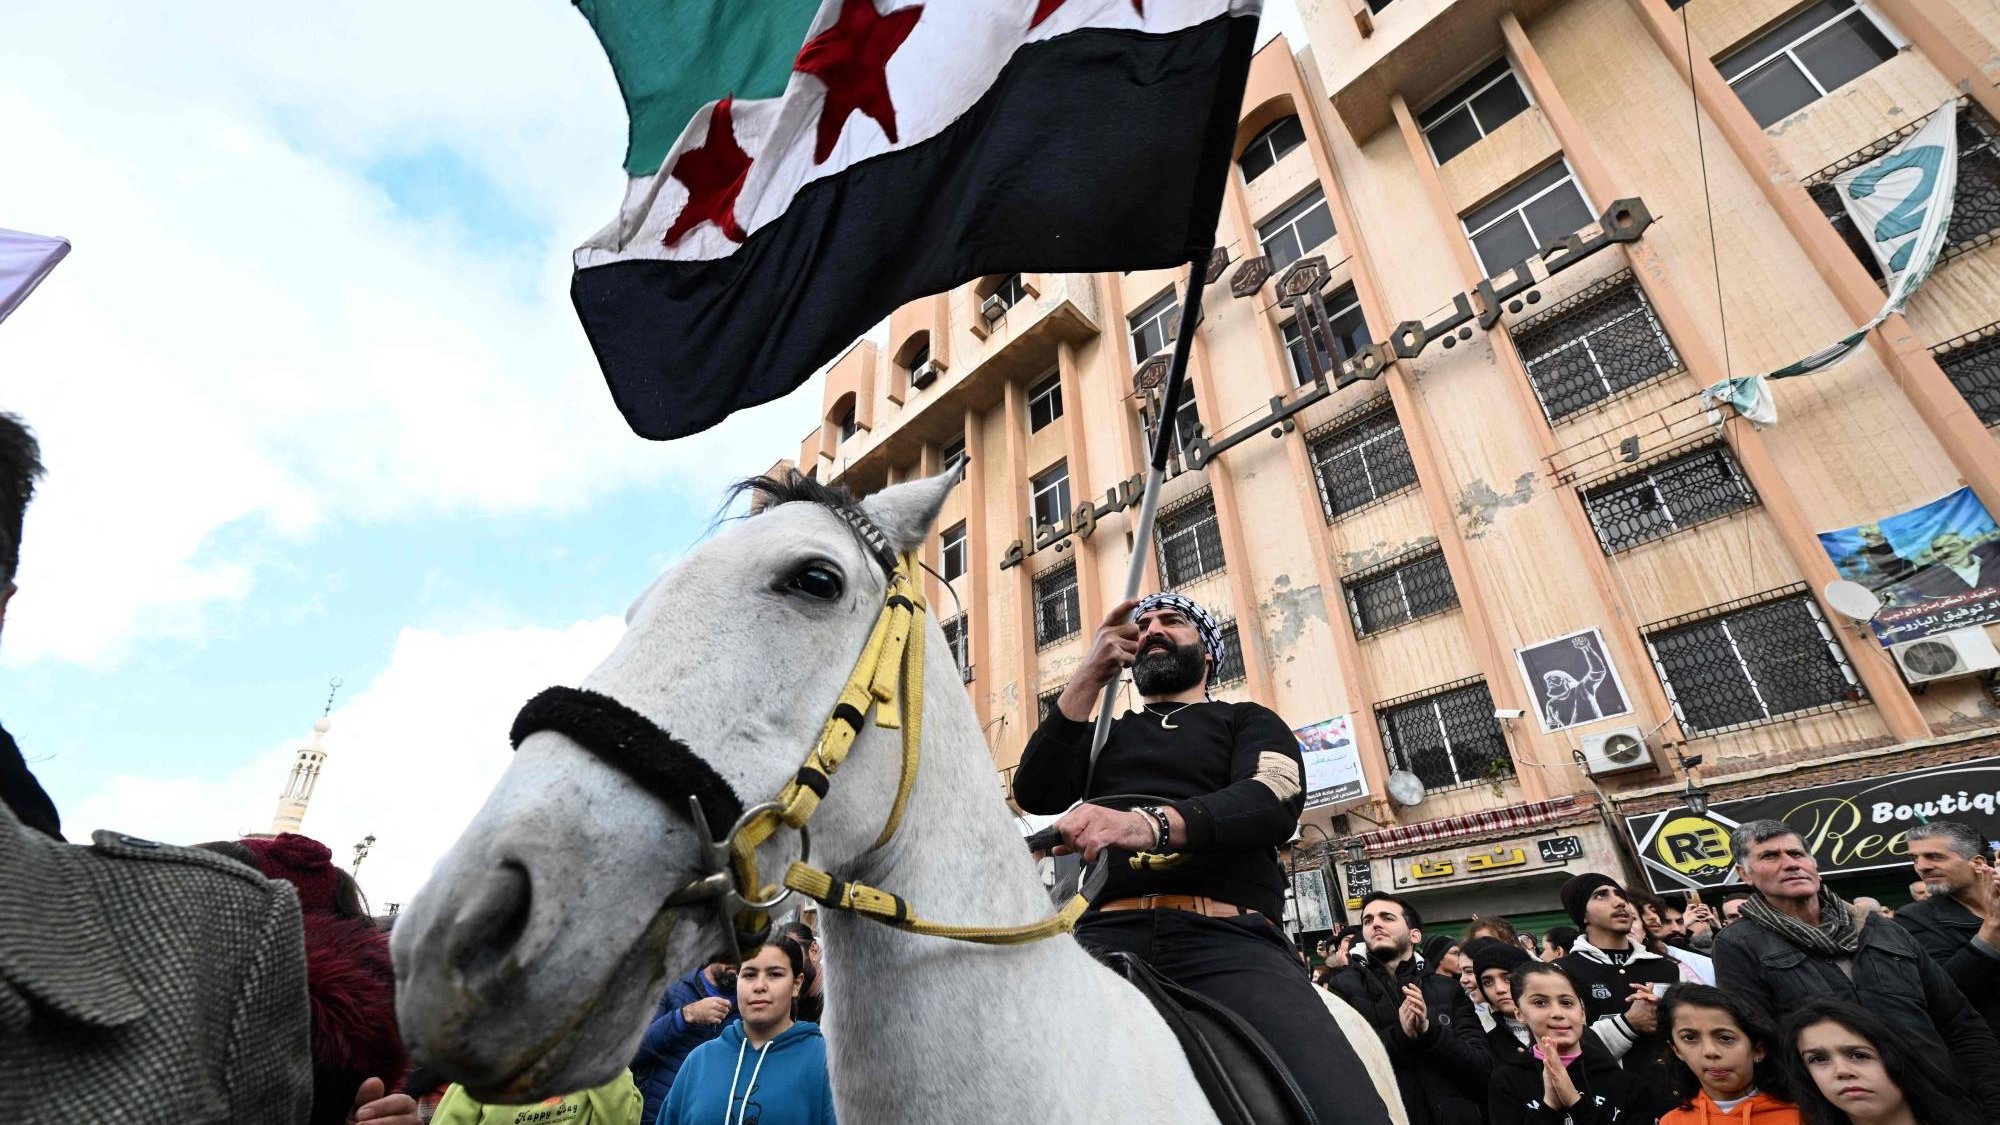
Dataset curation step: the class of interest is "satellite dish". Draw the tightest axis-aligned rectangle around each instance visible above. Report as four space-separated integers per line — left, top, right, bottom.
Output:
1387 770 1426 808
1824 580 1884 622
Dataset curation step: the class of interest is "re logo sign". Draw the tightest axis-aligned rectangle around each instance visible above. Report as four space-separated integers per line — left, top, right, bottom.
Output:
1654 815 1733 879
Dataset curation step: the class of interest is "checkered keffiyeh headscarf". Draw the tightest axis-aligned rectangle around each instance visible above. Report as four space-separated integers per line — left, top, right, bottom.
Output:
1133 593 1226 697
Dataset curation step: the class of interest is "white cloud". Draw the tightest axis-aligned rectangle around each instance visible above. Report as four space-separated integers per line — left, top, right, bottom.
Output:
0 0 822 668
63 614 628 908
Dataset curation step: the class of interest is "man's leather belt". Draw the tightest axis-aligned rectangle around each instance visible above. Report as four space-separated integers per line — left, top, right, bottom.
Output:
1095 894 1261 918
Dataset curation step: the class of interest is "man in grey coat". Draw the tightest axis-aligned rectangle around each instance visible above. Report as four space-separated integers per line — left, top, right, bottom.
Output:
1713 818 2000 1117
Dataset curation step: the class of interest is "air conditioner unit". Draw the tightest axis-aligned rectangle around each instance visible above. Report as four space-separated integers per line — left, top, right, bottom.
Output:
910 359 940 389
1891 628 2000 684
980 294 1008 323
1580 726 1652 777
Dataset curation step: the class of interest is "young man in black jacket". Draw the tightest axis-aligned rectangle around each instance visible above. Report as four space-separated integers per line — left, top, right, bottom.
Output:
1553 873 1679 1075
1899 820 2000 1040
1326 893 1492 1125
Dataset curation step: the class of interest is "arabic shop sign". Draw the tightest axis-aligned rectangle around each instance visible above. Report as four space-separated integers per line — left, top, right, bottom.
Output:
1625 753 2000 893
998 198 1653 570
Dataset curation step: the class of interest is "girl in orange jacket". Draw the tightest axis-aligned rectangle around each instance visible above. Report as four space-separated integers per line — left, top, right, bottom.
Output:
1659 984 1800 1125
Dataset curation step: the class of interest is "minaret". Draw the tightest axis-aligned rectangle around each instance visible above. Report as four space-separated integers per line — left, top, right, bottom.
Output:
271 679 340 835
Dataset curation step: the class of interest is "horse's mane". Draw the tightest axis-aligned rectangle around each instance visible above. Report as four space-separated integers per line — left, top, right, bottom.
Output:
721 470 875 558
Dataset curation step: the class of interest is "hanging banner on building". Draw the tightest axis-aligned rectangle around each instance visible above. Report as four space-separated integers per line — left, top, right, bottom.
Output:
1760 100 1957 385
1818 486 2000 644
1295 714 1367 809
1515 627 1634 733
1624 753 2000 893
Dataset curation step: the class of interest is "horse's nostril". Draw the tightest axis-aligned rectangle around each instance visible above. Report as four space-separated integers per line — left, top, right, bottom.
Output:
448 861 534 981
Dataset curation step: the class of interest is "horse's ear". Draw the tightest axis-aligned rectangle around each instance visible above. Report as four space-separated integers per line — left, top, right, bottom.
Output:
858 469 959 554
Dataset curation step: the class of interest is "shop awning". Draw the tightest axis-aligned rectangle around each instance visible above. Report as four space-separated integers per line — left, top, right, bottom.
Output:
1356 795 1589 855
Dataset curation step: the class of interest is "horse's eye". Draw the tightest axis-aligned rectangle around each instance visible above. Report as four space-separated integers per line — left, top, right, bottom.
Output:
787 564 843 601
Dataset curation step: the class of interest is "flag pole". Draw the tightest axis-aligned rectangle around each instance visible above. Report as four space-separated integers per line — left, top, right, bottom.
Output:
1086 256 1209 783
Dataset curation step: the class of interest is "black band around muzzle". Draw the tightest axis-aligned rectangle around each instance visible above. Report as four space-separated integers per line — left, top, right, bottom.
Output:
510 686 744 841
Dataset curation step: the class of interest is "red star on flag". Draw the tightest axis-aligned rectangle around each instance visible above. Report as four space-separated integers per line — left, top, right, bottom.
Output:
1030 0 1144 30
794 0 925 165
662 97 753 248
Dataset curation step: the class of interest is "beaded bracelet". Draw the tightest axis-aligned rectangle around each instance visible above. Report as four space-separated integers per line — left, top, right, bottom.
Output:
1139 805 1173 852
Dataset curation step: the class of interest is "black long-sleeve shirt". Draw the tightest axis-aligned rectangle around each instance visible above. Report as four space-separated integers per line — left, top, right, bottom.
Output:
1010 701 1305 916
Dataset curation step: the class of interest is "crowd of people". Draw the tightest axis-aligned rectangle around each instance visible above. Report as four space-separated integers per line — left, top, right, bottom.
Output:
8 398 2000 1125
1296 816 2000 1125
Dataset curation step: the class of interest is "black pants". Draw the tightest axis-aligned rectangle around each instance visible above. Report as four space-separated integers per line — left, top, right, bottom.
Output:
1077 909 1392 1125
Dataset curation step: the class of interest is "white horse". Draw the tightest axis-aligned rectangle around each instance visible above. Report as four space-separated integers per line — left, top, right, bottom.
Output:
392 470 1403 1124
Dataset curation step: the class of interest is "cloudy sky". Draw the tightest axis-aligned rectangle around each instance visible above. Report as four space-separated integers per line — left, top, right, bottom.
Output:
1 0 1307 907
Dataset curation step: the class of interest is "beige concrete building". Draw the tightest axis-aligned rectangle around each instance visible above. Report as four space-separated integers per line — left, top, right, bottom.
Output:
789 0 2000 935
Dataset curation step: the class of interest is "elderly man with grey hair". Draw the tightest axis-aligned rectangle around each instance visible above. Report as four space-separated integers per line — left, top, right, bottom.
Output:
1712 818 2000 1116
1898 819 2000 1039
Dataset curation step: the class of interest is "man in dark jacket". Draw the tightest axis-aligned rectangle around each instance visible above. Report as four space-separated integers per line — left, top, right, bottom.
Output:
1327 893 1491 1125
632 959 737 1124
1899 819 2000 1038
1713 818 2000 1117
1553 873 1678 1075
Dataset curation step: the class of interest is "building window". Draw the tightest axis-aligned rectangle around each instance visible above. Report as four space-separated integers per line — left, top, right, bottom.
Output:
1129 291 1179 362
1933 327 2000 426
1238 115 1306 182
1031 461 1071 528
1034 560 1081 647
988 273 1029 312
942 612 971 681
1376 679 1513 792
837 406 857 442
941 435 966 479
1343 547 1458 636
1145 394 1203 463
905 341 931 385
1028 371 1064 432
1417 60 1532 165
1717 0 1898 128
1511 274 1681 422
1157 491 1225 588
1038 686 1065 723
941 522 967 581
1582 444 1759 553
1644 587 1862 735
1213 620 1248 686
1462 161 1594 276
1307 399 1419 520
1258 187 1337 271
1283 285 1371 386
1807 103 2000 281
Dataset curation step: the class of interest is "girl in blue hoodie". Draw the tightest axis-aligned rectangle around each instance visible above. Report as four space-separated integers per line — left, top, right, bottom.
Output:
658 935 837 1125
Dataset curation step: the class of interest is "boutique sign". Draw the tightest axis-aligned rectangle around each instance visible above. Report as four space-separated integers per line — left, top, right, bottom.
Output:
1624 753 2000 893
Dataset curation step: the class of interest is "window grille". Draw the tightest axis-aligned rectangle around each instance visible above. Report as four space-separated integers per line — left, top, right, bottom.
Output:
1807 102 2000 281
1643 587 1863 735
1129 292 1180 362
1933 325 2000 426
1031 462 1070 528
1511 273 1681 422
941 613 971 681
1028 371 1064 432
1284 285 1370 386
1238 116 1305 181
1343 547 1458 636
1034 560 1081 647
941 522 967 581
1376 679 1513 792
1259 188 1337 271
1417 59 1532 165
1038 686 1064 724
1581 444 1758 553
1463 162 1594 276
1157 491 1225 588
1718 0 1897 128
1214 620 1248 686
1307 399 1419 520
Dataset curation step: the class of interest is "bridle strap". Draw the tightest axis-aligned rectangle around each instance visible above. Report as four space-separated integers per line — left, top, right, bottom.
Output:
509 686 745 841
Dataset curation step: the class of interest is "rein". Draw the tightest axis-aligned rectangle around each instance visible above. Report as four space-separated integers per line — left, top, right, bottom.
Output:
510 527 1102 956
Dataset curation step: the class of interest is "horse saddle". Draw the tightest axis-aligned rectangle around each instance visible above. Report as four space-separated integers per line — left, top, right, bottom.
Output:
1095 950 1320 1125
